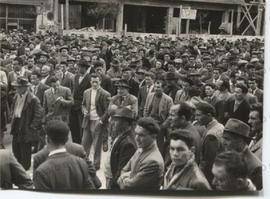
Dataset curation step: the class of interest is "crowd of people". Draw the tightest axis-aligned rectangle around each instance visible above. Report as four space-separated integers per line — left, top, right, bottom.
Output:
0 29 263 191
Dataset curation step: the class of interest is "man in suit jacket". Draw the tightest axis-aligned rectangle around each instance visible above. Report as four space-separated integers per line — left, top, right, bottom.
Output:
144 80 173 123
248 78 263 104
222 118 262 190
94 61 114 95
43 76 73 123
225 83 250 124
0 149 33 189
33 140 101 189
117 117 164 190
108 79 138 118
138 72 155 117
60 61 75 93
81 73 111 169
163 130 211 190
10 77 43 170
105 108 137 189
195 102 224 184
70 59 91 144
122 67 140 97
33 120 95 190
29 71 49 106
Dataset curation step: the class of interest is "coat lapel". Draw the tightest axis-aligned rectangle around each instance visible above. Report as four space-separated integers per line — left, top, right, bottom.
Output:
22 92 32 111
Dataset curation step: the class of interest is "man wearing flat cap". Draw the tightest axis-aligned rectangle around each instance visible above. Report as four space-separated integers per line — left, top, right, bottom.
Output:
222 118 262 190
117 117 164 190
104 107 137 189
108 79 138 118
10 76 43 170
164 129 211 190
163 72 180 100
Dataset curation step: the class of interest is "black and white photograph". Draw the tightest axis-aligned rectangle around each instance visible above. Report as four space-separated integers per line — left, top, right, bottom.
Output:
0 0 268 197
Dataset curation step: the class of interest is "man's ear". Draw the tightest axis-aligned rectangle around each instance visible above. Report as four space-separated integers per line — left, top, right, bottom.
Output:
190 146 195 154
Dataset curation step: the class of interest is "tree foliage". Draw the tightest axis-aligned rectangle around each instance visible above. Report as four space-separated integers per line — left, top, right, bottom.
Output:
87 3 120 19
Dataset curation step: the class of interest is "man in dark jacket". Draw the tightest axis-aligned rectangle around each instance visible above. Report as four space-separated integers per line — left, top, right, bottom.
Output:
222 118 262 190
0 149 33 189
105 107 137 189
10 77 43 170
70 59 91 143
33 120 95 190
122 67 139 97
225 83 250 124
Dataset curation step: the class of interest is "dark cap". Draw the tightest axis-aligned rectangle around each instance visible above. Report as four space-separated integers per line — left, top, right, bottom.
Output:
11 76 31 87
112 107 135 120
78 59 89 68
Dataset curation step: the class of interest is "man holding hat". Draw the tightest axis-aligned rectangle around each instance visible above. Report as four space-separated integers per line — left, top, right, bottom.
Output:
117 117 164 190
164 129 211 190
104 107 137 189
10 76 43 170
222 118 262 190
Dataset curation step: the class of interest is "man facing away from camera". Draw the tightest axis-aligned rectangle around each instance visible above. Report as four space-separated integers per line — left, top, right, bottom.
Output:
33 120 95 190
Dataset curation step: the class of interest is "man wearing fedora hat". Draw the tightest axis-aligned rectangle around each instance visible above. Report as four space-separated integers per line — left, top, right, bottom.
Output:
222 118 262 190
104 107 137 189
10 76 43 170
108 79 138 118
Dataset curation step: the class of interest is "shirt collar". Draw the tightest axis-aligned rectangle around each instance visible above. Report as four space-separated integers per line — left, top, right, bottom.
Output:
48 148 67 157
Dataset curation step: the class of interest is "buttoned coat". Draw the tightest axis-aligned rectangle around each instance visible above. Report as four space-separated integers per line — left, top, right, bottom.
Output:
0 149 33 189
81 87 111 128
43 85 73 123
10 91 43 143
144 92 173 122
118 142 164 190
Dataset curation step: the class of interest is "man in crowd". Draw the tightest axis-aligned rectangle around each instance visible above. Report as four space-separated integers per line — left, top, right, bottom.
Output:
164 129 211 190
248 105 263 160
195 102 224 184
0 149 33 189
117 117 164 190
70 59 91 143
212 151 256 191
33 120 95 190
109 79 138 118
81 73 111 170
105 107 137 189
222 118 262 190
10 77 43 170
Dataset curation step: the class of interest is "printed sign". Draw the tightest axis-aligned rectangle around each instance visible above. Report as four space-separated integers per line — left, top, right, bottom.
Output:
181 8 197 20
